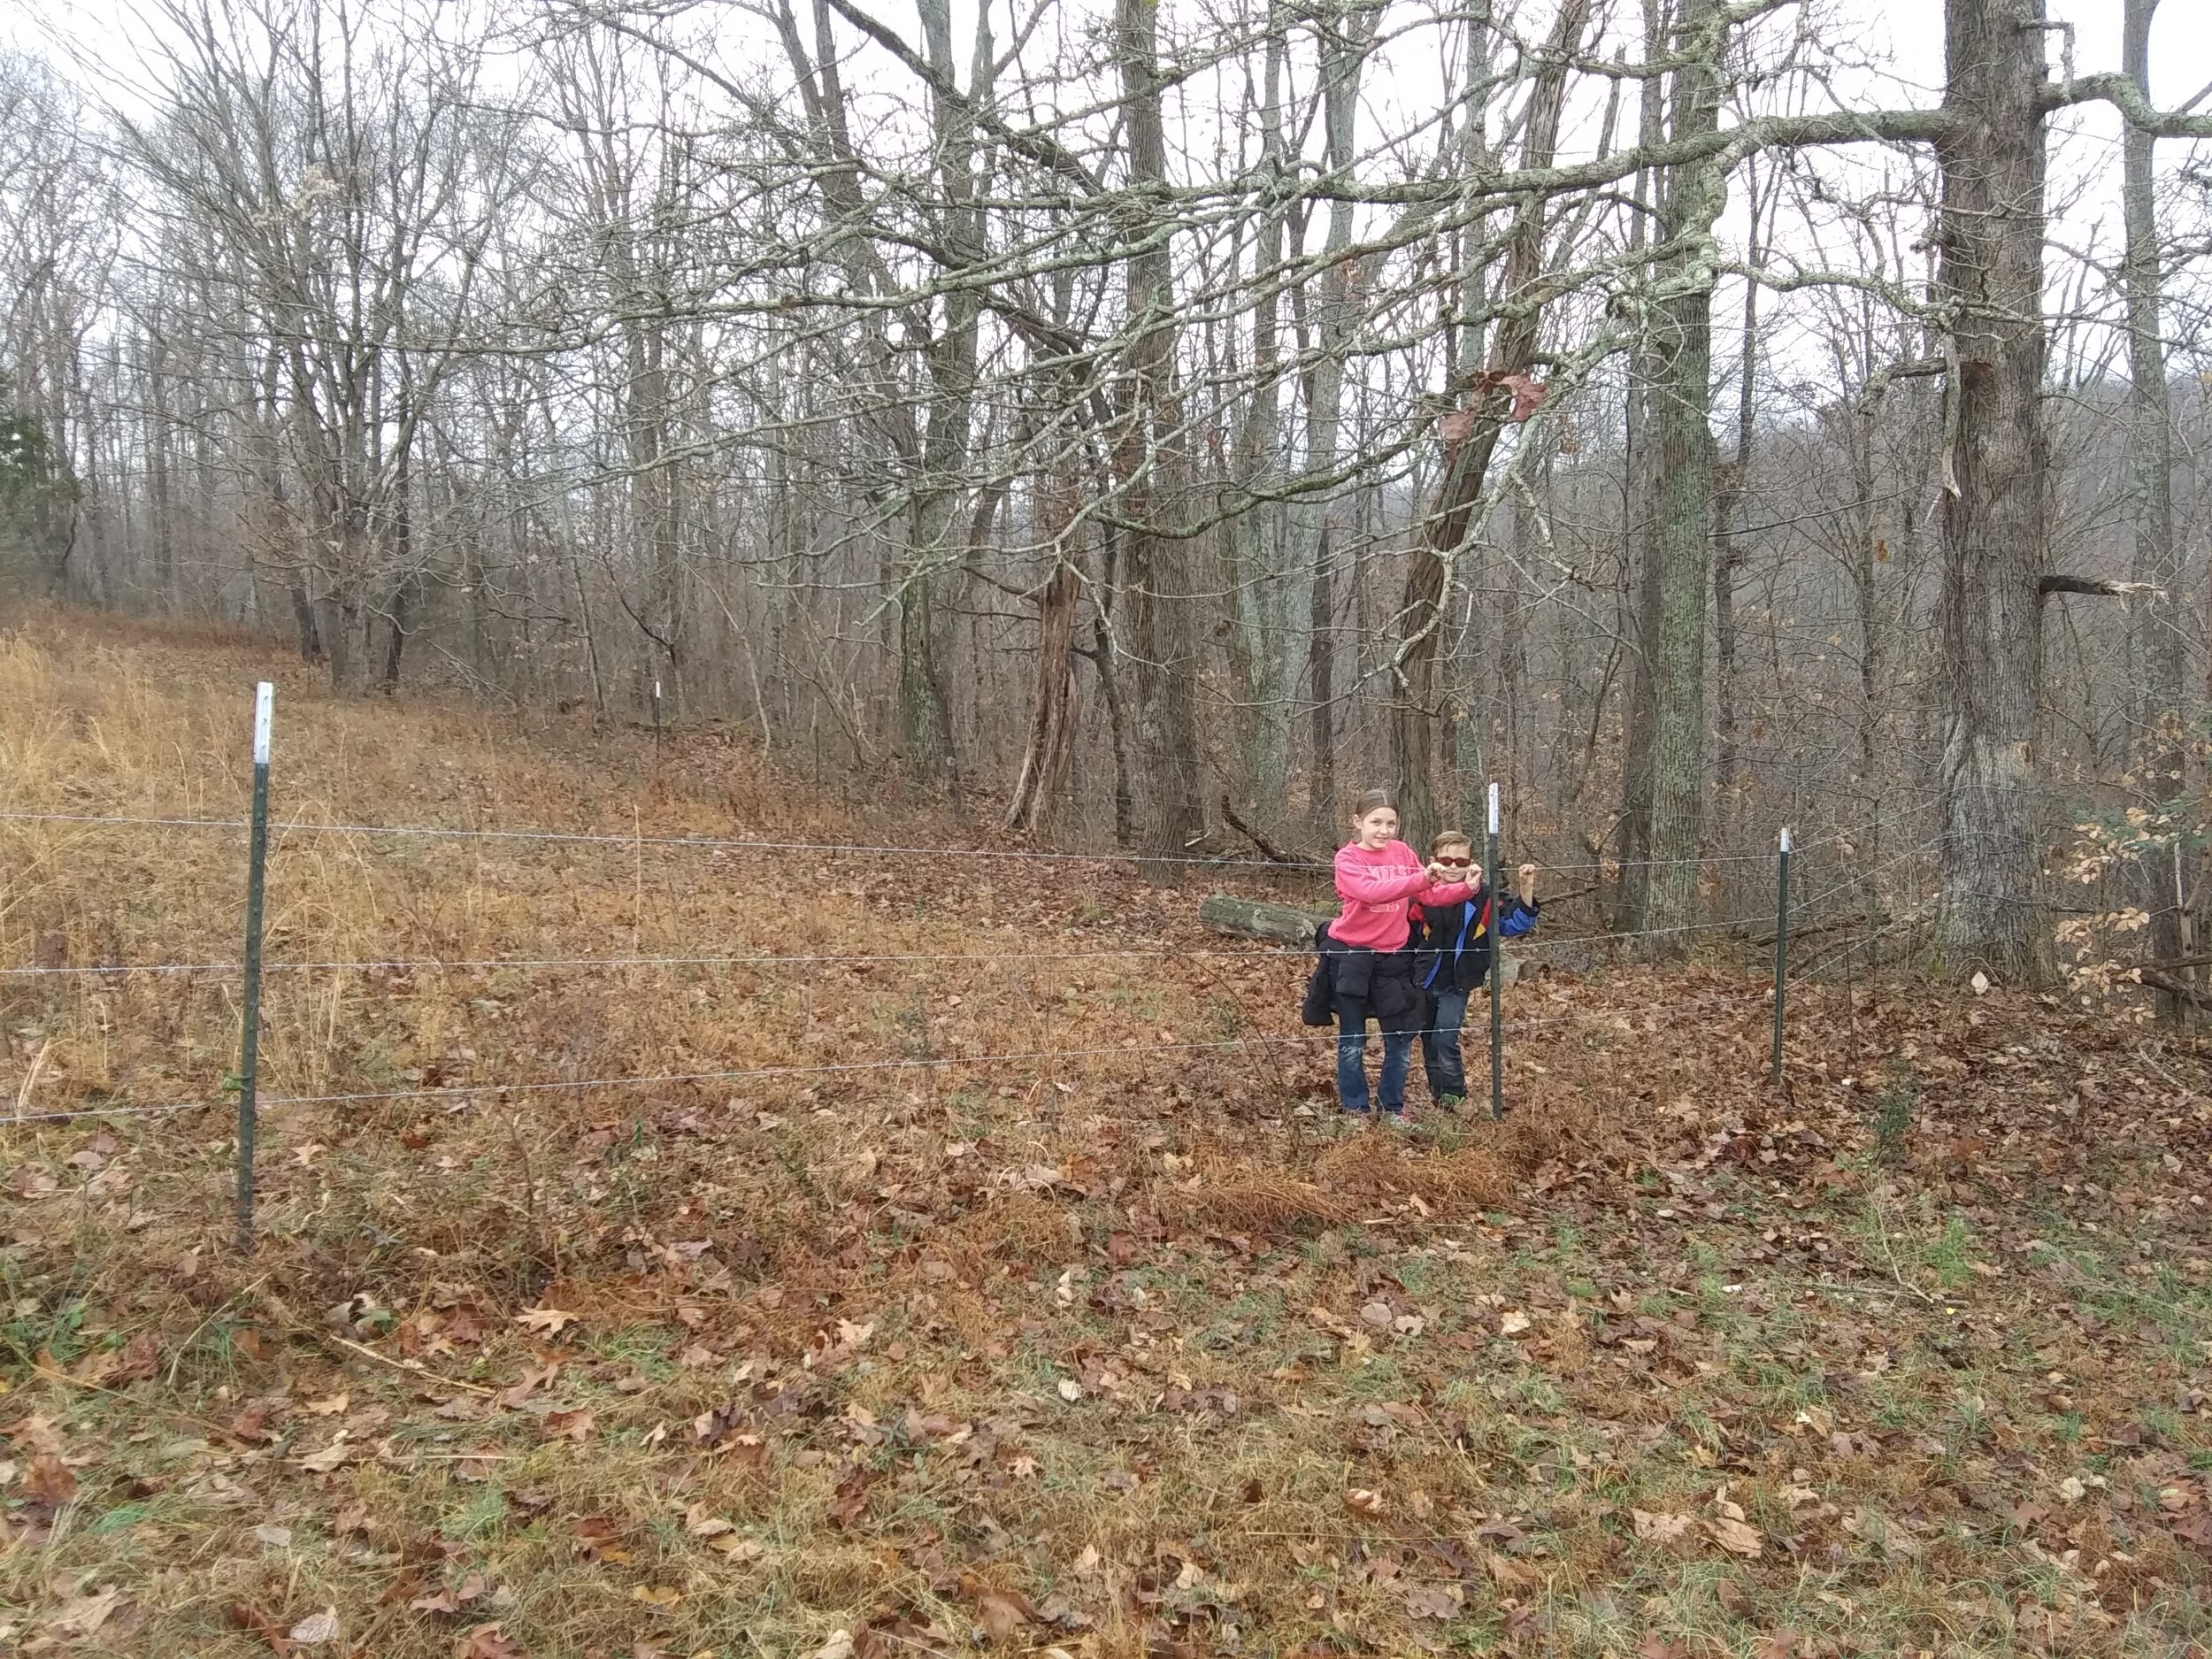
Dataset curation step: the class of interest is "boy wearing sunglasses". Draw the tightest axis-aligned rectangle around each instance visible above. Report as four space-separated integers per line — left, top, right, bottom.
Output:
1413 834 1540 1112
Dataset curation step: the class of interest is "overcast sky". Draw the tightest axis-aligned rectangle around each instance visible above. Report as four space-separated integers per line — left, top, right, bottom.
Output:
8 0 2208 382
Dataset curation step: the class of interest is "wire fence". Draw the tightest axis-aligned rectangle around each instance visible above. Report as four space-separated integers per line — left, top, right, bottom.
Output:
2 685 1979 1249
1 985 1796 1127
2 804 1951 982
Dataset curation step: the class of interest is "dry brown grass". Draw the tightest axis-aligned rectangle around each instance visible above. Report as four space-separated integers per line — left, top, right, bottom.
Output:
1178 1172 1348 1237
1311 1135 1510 1214
7 608 2212 1658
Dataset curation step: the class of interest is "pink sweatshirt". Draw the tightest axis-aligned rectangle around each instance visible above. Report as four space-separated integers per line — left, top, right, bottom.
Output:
1330 841 1476 952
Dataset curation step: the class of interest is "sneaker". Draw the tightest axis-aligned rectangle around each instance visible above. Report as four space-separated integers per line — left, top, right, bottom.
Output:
1382 1110 1412 1131
1338 1110 1372 1133
1438 1094 1466 1115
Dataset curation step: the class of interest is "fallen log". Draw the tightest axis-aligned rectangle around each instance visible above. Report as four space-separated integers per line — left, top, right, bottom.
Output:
1200 893 1334 946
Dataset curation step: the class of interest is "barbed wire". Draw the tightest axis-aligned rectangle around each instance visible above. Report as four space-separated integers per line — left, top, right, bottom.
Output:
1527 791 1947 876
0 805 2080 1130
0 968 1806 1128
0 944 1316 978
0 830 1962 981
0 810 1332 871
1792 911 1929 981
0 1023 1448 1123
0 787 1972 880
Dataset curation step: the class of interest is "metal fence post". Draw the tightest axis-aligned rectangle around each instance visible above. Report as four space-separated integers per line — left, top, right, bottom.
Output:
235 682 272 1254
1770 826 1792 1085
652 679 664 752
1487 781 1504 1121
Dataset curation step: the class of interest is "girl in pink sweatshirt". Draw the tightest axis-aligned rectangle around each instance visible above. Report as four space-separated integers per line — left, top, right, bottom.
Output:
1323 789 1475 1122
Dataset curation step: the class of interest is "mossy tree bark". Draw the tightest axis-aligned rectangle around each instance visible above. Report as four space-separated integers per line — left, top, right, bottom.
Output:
1932 0 2054 981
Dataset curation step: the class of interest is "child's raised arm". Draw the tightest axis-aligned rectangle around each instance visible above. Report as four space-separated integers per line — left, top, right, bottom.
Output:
1333 844 1432 904
1498 862 1542 939
1415 868 1477 906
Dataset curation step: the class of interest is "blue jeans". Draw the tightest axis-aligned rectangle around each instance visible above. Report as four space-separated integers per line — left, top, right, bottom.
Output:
1336 1013 1413 1115
1423 989 1469 1100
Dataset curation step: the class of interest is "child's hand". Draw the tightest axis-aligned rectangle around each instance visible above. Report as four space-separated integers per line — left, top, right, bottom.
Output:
1518 863 1537 885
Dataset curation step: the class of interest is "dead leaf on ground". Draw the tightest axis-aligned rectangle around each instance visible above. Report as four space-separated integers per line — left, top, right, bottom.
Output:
1707 1515 1763 1558
1403 1582 1463 1621
1631 1509 1692 1546
809 1632 856 1659
454 1625 527 1659
228 1601 296 1655
971 1586 1040 1644
1344 1488 1386 1517
543 1407 595 1440
289 1609 342 1645
1484 1550 1538 1588
572 1514 633 1563
45 1586 127 1638
411 1573 489 1616
108 1329 160 1385
1636 1634 1690 1659
21 1451 78 1505
684 1501 733 1537
513 1307 578 1337
497 1364 557 1409
5 1413 65 1455
296 1440 353 1474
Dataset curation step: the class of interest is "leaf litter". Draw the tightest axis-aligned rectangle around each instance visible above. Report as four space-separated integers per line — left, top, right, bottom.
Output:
4 618 2212 1654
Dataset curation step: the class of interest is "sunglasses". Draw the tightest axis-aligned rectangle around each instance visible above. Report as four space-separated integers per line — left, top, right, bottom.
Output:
1434 856 1474 869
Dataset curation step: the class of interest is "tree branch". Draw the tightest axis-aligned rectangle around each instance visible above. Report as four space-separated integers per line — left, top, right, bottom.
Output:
2047 73 2212 137
818 0 1105 196
2039 575 2161 600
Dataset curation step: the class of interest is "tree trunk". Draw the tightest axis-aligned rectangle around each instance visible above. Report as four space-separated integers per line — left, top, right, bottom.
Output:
1279 3 1369 825
1636 0 1724 949
1392 0 1586 840
1228 15 1295 825
2122 0 2185 1014
1006 561 1079 835
145 339 176 614
1933 0 2052 981
1614 0 1670 931
897 0 988 804
1113 0 1203 862
1711 157 1767 828
1093 529 1137 849
380 425 412 690
1308 527 1337 834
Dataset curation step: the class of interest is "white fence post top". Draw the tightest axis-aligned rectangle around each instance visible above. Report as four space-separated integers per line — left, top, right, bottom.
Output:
252 683 273 766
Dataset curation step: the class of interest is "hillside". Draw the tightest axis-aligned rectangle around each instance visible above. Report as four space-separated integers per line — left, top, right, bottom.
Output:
4 611 2212 1658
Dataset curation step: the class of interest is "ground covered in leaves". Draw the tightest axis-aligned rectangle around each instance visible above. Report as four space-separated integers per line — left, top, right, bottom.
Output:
6 611 2212 1658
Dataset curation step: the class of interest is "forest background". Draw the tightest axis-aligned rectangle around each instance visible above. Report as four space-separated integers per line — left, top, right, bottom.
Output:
4 0 2212 986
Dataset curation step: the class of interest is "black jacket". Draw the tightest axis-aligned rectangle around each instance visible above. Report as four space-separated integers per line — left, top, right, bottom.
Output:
1301 923 1425 1032
1414 888 1540 995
